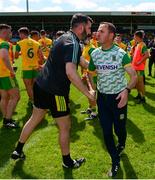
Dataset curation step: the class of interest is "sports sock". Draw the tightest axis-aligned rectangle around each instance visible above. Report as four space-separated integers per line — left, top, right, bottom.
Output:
62 154 74 166
15 141 25 154
3 118 11 124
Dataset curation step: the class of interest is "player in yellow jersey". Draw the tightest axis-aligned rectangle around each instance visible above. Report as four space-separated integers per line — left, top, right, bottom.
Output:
8 41 14 63
114 34 127 51
90 32 99 48
81 35 97 120
8 41 18 72
38 30 53 60
31 31 47 61
0 24 20 128
15 27 44 102
130 38 136 47
129 38 137 56
30 30 40 42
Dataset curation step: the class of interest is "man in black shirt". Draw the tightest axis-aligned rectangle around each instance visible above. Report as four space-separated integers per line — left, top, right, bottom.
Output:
11 13 94 168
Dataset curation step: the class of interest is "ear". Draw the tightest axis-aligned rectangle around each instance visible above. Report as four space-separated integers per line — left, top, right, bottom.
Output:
110 33 114 41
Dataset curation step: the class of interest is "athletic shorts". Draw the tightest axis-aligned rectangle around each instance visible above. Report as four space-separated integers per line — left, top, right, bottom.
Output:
136 70 145 76
33 82 70 118
0 76 19 90
93 76 97 84
22 70 39 79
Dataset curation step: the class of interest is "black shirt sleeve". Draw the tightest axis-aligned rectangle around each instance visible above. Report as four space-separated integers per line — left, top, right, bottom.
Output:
64 40 80 64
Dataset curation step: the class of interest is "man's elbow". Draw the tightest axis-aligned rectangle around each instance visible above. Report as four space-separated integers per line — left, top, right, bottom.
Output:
66 70 72 80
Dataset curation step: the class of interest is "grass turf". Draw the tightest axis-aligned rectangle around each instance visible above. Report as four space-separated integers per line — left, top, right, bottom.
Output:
0 58 155 179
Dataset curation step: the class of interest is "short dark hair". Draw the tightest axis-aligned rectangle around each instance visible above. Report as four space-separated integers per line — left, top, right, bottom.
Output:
0 24 11 31
134 30 144 39
40 30 46 35
100 22 116 37
70 13 93 29
31 30 39 37
56 30 65 37
18 27 29 36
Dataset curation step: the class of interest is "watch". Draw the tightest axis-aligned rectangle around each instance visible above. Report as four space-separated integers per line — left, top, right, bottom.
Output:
125 87 131 93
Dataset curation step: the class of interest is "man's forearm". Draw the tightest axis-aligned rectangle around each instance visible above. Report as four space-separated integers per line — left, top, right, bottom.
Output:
80 56 89 69
68 70 90 97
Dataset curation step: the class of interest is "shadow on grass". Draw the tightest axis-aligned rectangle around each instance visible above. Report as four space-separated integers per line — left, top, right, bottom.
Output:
63 167 73 179
70 100 86 143
114 153 138 179
127 118 145 144
0 126 21 169
0 102 48 170
145 91 155 101
143 102 155 115
145 79 155 87
128 93 135 101
127 94 137 107
11 160 38 179
88 118 107 150
114 165 123 179
128 93 155 116
121 153 138 179
142 102 155 116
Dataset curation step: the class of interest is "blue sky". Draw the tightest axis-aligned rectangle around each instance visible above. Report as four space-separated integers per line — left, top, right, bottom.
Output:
0 0 155 12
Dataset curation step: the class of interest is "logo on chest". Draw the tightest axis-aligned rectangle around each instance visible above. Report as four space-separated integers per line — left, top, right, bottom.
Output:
96 64 118 70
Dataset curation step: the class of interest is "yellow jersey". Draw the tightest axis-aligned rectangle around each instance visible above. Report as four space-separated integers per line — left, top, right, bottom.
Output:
115 42 127 51
130 39 136 47
9 42 14 64
16 38 40 70
90 39 98 48
82 43 96 76
82 43 95 62
38 37 52 59
0 39 11 77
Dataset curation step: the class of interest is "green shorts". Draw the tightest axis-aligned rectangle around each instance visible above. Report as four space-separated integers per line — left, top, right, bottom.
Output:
93 76 97 84
136 70 145 76
22 70 39 79
0 77 19 90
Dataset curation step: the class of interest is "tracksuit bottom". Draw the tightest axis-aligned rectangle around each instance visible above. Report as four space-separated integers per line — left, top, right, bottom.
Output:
97 91 127 164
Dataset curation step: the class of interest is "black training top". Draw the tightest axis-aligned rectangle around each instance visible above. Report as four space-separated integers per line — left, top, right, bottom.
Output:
36 31 82 96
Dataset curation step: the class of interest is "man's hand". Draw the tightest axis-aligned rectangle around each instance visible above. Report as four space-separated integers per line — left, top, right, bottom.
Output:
37 64 44 71
116 89 128 108
87 90 96 102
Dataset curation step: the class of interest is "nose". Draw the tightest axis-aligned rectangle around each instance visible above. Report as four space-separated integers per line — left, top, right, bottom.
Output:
96 32 100 40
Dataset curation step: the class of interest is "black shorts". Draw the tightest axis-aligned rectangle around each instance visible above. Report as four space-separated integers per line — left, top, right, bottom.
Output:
33 82 70 118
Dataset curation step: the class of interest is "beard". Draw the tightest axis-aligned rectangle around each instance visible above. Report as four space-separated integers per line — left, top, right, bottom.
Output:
81 28 88 41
